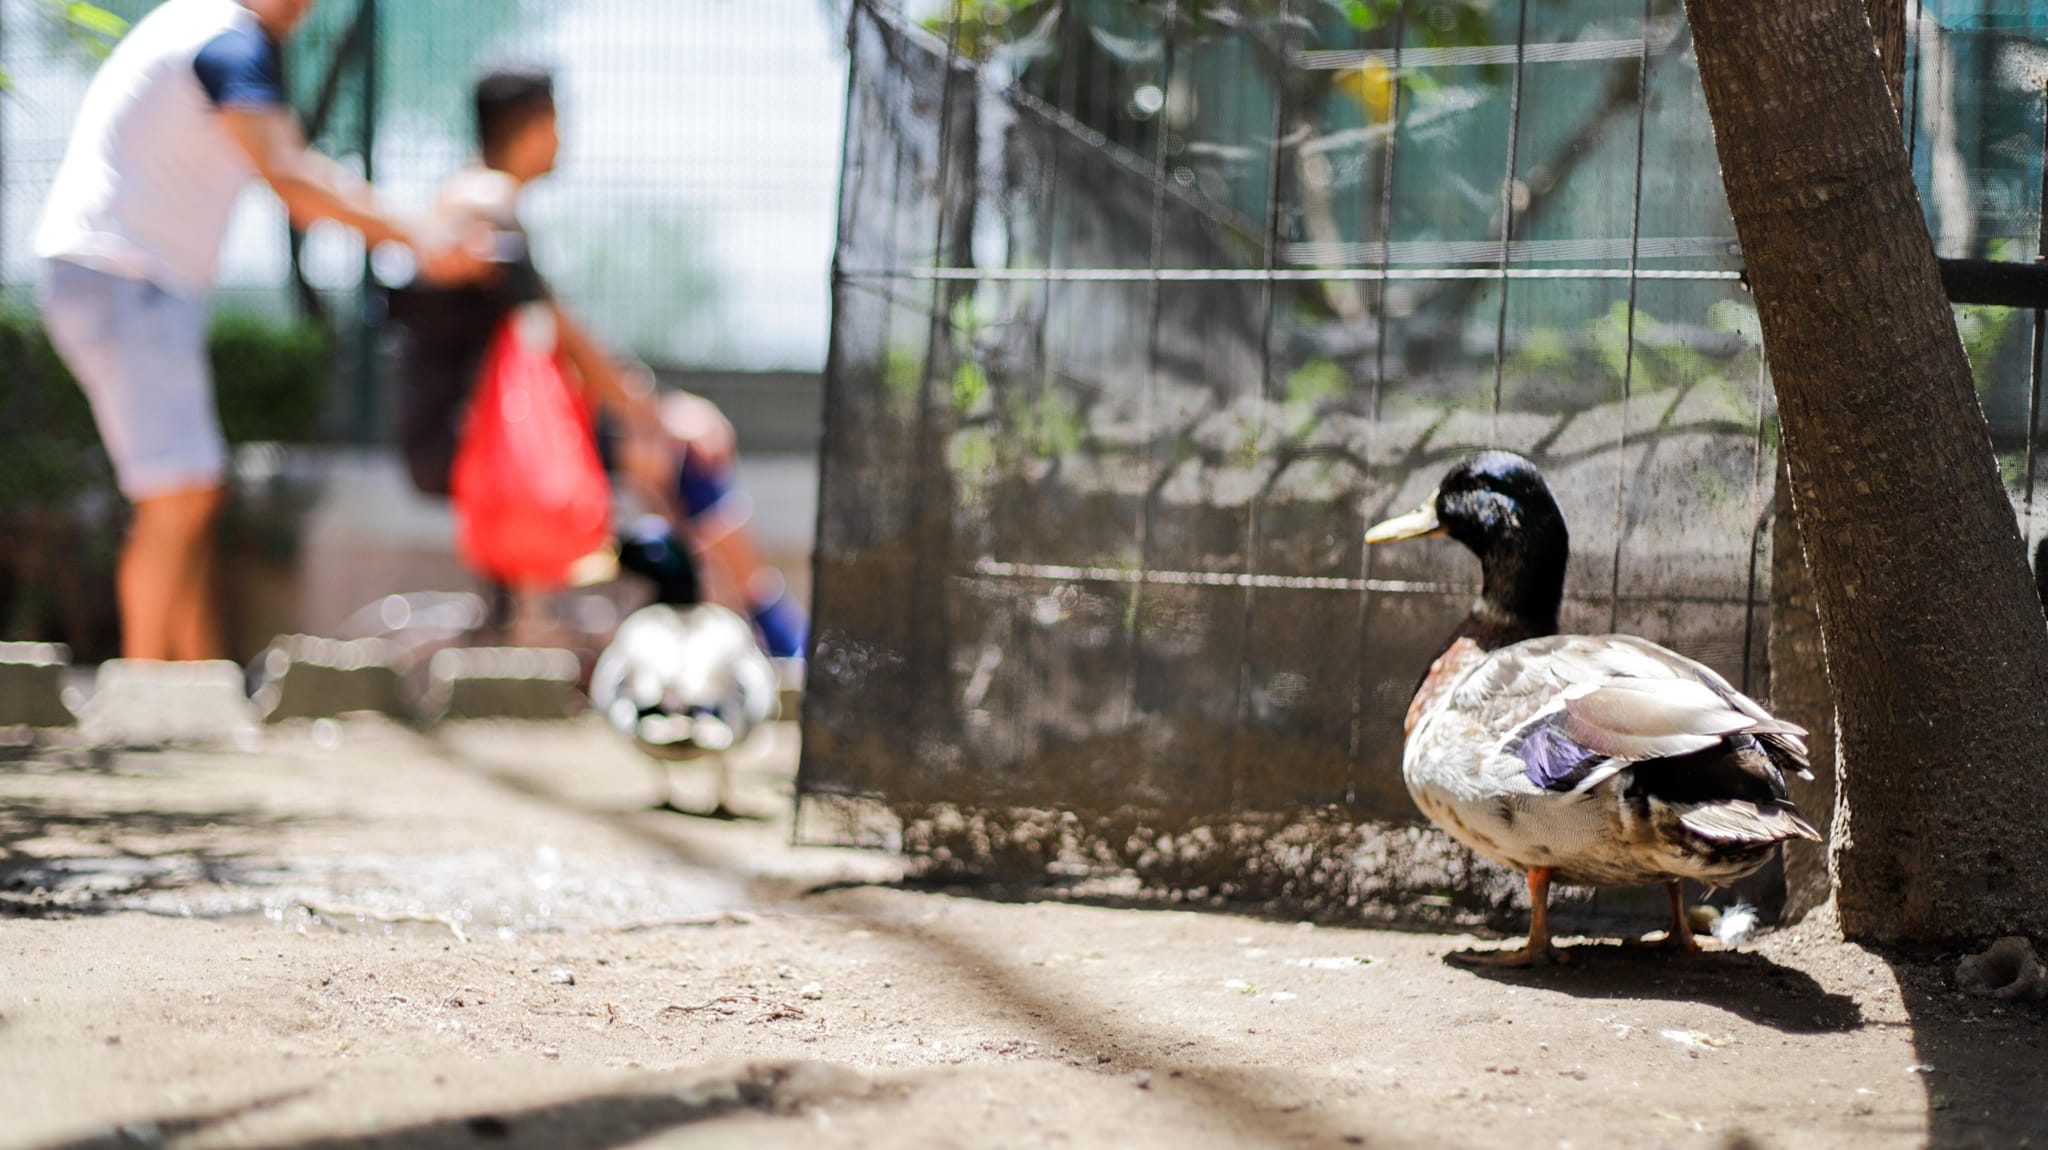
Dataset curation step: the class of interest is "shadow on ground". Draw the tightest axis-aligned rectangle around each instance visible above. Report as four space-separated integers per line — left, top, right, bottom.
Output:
0 757 290 918
1452 942 1865 1033
1889 951 2048 1149
29 1067 862 1150
432 735 1400 1147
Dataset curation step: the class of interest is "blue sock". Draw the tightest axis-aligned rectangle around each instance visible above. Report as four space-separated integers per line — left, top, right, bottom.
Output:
680 454 804 657
751 590 808 660
678 452 734 520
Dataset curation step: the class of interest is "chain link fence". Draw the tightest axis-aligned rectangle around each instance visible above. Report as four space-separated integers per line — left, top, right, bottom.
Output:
795 0 2048 923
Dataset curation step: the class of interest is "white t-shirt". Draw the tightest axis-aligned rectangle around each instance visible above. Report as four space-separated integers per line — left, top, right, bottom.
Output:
34 0 288 299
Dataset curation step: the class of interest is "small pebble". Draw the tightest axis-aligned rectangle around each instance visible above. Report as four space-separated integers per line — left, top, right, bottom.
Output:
800 982 824 1000
548 969 576 986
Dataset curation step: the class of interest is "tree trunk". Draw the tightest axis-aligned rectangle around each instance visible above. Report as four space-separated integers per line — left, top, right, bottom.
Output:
1865 0 1906 112
1769 462 1837 922
1687 0 2048 945
1774 0 1906 925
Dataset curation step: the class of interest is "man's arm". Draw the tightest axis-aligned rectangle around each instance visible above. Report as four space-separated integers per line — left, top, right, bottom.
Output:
220 109 409 246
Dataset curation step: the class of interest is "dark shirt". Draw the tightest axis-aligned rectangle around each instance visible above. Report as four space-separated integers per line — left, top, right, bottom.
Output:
387 231 548 496
192 24 287 110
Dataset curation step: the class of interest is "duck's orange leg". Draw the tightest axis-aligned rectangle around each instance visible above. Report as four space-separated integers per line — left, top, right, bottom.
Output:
1454 867 1570 967
1628 879 1704 951
1660 879 1702 952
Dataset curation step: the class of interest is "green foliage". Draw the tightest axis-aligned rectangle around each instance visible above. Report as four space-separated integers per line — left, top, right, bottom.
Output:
1954 304 2019 400
883 345 927 408
1284 357 1351 406
0 307 108 506
1027 385 1085 460
208 311 335 445
952 360 991 413
1282 356 1353 437
0 1 127 91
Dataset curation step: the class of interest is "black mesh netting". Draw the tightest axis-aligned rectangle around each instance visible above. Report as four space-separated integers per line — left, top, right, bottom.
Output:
796 0 2048 924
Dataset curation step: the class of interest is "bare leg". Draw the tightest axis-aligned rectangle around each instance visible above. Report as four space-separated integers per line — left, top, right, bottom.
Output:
169 489 226 661
120 485 225 661
629 395 806 659
693 507 775 614
1453 867 1570 967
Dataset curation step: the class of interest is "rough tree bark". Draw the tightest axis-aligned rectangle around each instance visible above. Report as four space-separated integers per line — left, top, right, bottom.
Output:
1773 0 1907 924
1687 0 2048 945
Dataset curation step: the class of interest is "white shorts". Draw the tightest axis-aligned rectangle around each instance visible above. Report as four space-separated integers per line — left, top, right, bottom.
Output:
39 259 226 500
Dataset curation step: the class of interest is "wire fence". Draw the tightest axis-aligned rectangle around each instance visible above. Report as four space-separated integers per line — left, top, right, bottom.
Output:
1 0 847 438
796 0 2048 919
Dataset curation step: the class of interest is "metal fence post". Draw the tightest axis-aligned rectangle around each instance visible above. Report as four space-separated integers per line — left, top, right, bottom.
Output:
355 0 380 445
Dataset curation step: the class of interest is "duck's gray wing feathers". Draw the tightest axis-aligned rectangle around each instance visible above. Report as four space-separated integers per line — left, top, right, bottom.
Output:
1474 635 1812 801
1672 799 1820 844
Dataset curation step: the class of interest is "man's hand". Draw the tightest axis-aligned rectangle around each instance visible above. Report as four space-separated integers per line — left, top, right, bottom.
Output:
408 218 498 286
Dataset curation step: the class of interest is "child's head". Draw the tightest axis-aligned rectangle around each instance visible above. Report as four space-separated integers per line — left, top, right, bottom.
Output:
474 66 559 180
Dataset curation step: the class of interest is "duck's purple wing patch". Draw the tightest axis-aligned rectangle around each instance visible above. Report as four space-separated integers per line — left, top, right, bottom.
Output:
1504 711 1606 792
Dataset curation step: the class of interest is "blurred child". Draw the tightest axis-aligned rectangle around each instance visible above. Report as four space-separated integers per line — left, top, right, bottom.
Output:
394 66 806 663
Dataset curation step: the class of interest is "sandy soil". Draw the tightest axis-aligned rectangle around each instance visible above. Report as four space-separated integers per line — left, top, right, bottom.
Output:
2 717 2042 1150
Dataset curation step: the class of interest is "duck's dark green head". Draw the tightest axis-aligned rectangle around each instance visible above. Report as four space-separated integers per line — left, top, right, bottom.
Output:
1366 450 1569 641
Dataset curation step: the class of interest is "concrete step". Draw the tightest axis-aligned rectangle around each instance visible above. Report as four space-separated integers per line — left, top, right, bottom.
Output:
250 635 411 722
0 642 75 729
425 647 586 721
69 659 259 747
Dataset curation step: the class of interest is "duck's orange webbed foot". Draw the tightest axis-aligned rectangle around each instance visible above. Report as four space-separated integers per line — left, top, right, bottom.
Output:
1451 867 1571 968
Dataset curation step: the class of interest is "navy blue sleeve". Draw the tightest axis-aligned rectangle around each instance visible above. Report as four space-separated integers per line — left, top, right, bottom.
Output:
192 27 286 110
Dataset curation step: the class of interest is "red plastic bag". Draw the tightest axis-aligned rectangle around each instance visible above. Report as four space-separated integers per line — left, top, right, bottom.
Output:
451 307 611 589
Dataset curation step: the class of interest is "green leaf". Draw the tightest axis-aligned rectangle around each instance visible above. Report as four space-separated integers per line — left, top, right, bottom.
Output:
951 361 990 412
1344 2 1381 32
63 2 129 40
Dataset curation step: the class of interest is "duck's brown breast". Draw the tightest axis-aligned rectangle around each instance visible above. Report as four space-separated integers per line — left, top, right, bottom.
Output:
1404 637 1489 737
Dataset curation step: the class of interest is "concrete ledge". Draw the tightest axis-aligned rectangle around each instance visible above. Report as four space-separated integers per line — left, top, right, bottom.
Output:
70 660 259 747
251 635 411 722
425 647 585 721
0 642 75 729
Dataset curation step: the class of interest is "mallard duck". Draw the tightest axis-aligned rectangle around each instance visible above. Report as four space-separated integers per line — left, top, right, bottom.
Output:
1365 451 1819 966
590 520 780 818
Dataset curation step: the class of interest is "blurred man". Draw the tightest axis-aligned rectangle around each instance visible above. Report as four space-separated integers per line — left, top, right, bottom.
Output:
397 66 807 662
35 0 472 661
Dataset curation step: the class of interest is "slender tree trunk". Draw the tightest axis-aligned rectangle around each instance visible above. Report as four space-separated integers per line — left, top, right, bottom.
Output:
1774 0 1907 925
1769 468 1836 921
1687 0 2048 945
1865 0 1907 112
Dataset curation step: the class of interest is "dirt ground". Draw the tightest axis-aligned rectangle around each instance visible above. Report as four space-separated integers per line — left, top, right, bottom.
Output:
2 717 2043 1150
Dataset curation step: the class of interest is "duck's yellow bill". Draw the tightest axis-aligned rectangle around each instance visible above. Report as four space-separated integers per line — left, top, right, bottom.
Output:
1365 501 1444 544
